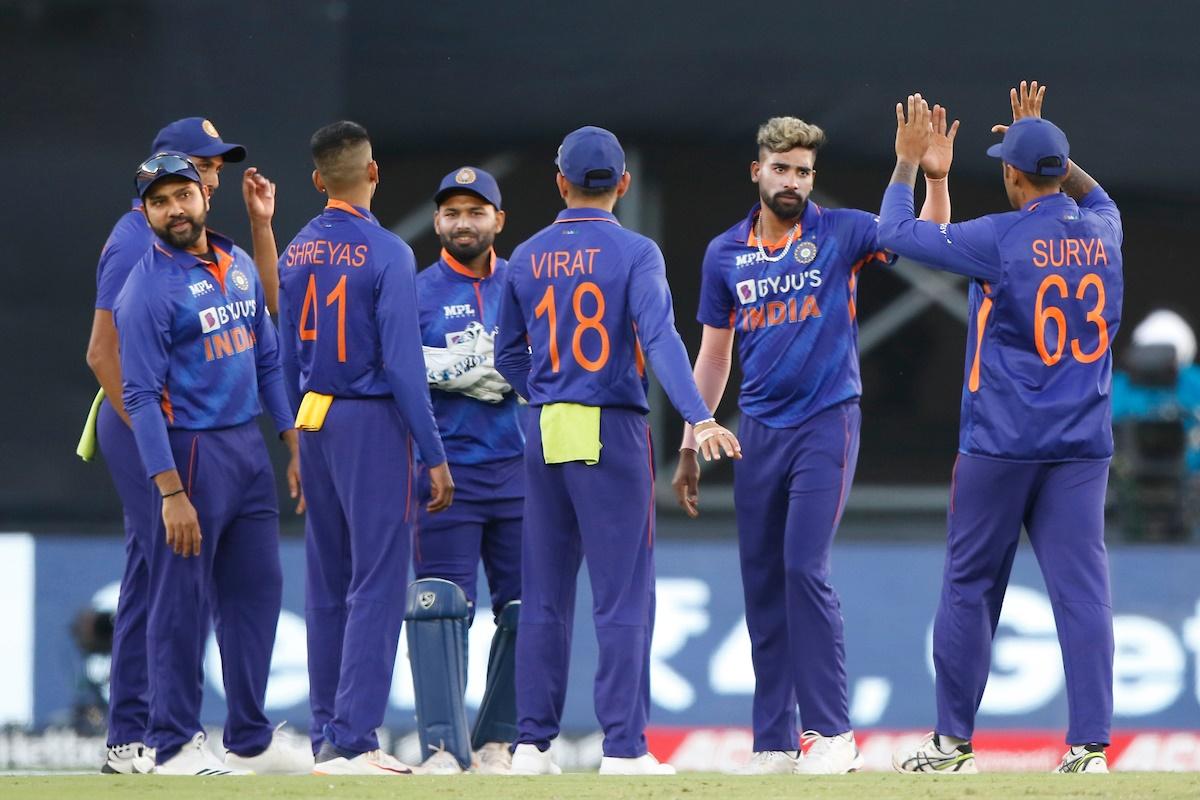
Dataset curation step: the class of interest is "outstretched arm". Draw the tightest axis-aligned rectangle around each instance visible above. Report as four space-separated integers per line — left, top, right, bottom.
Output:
917 103 959 223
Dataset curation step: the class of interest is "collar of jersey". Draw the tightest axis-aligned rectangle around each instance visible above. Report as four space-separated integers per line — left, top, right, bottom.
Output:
152 227 236 269
735 200 821 246
325 199 377 224
440 247 496 281
1022 191 1072 213
553 208 621 226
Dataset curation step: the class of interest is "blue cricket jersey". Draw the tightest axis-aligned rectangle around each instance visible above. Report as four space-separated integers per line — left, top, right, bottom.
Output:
95 199 154 310
278 200 446 466
416 249 525 465
697 201 893 428
879 184 1123 461
495 207 710 425
115 230 293 478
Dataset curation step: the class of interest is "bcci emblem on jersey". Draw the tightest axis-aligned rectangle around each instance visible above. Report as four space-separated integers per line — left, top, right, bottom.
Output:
229 268 251 293
794 241 818 265
736 278 758 305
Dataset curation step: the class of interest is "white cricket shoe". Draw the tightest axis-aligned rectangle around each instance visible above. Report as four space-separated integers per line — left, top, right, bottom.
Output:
312 748 416 776
1054 745 1108 773
599 752 676 775
101 741 157 774
733 750 799 775
474 742 513 775
795 731 864 774
892 731 978 774
156 732 250 776
509 743 562 775
421 747 466 775
224 725 314 775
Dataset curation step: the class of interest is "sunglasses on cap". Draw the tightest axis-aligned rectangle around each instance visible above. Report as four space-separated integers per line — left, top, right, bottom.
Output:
136 153 196 180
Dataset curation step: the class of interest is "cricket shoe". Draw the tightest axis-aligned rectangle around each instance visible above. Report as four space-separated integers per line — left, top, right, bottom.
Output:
1054 744 1108 773
795 731 864 774
156 732 250 775
224 724 314 774
733 750 798 775
312 741 415 776
599 752 676 775
474 742 513 774
509 743 562 775
101 741 156 774
892 732 978 774
421 747 466 775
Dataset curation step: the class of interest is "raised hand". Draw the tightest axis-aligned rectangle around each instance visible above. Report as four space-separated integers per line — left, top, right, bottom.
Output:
895 93 933 165
242 167 277 225
993 79 1045 135
920 104 960 180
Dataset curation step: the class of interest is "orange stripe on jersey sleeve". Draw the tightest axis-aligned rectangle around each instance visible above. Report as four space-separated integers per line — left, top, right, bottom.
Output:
161 386 175 424
968 282 994 393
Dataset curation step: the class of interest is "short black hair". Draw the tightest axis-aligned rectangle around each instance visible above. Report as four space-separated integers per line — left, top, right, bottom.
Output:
1017 168 1064 191
310 120 370 163
567 180 619 199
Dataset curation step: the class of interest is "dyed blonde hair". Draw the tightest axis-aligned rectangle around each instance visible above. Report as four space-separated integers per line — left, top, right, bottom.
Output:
756 117 826 154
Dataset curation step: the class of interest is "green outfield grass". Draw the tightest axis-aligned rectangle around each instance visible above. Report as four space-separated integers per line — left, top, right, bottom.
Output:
2 773 1199 800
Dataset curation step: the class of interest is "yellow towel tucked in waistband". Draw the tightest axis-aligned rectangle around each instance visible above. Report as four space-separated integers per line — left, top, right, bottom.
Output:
76 388 106 462
295 391 334 431
540 402 602 465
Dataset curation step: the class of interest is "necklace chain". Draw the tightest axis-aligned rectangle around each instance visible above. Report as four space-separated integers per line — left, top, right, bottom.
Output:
755 215 801 263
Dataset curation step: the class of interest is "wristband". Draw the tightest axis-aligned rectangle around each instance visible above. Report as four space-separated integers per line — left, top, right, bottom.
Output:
694 425 724 445
162 488 185 499
925 175 948 183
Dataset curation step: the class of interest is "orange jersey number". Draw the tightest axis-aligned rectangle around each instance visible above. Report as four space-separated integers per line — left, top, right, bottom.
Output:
534 282 611 373
297 273 349 363
1034 273 1109 367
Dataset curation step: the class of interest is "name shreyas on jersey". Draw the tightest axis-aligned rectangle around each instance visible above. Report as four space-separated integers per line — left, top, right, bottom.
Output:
443 303 476 319
189 279 216 298
283 239 368 268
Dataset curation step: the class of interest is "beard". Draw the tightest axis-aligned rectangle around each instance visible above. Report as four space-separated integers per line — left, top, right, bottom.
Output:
440 229 495 264
761 188 807 221
154 214 205 250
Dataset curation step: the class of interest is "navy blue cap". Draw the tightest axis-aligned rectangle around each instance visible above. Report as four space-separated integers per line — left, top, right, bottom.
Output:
135 151 203 198
434 166 502 210
986 117 1070 176
151 117 246 163
556 126 626 188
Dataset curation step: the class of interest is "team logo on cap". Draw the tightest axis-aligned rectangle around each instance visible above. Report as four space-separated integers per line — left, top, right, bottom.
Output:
794 241 818 265
736 279 758 305
229 268 250 292
455 168 477 185
202 119 220 138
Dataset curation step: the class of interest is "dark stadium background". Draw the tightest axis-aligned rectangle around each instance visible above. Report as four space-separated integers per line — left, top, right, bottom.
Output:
2 0 1195 536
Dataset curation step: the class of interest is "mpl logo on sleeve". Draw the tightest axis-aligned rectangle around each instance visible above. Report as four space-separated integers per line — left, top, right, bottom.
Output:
735 279 758 305
199 307 221 334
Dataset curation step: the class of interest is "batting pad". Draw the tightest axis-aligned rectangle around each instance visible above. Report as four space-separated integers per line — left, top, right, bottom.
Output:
405 578 472 769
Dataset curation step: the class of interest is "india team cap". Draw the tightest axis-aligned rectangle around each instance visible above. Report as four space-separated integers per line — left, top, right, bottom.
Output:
151 117 246 163
135 151 203 199
986 117 1070 176
556 126 626 188
434 166 502 210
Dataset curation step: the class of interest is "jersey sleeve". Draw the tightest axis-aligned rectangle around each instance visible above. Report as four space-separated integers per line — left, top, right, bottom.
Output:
1078 185 1122 244
375 242 447 466
250 274 294 434
275 256 302 413
494 254 532 399
95 215 150 311
629 239 712 425
837 208 898 268
878 183 1003 283
114 264 176 478
697 237 735 329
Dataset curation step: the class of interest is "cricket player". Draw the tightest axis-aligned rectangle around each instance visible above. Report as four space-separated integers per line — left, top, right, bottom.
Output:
671 115 954 774
277 121 452 776
883 83 1122 775
84 117 282 775
114 153 311 776
495 126 740 776
408 167 524 774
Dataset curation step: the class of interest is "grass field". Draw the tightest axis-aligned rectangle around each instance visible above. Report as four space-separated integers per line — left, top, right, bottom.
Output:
3 773 1199 799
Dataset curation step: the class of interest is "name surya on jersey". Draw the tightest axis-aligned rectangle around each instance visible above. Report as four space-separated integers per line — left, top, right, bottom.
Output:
1032 237 1109 268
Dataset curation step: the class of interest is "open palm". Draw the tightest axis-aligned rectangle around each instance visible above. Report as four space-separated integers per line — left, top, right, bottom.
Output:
921 104 960 179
